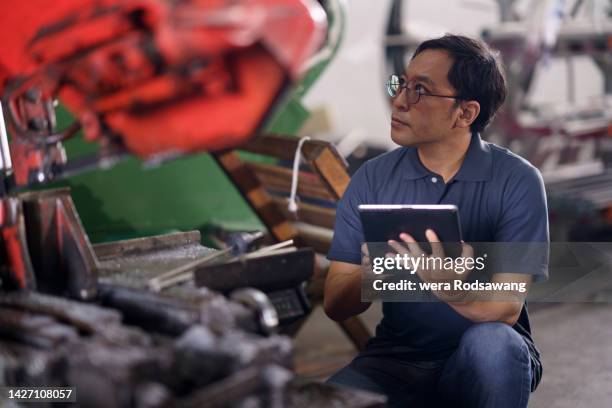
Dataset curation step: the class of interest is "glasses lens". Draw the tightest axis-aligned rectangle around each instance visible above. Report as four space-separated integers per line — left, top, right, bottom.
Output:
386 74 401 97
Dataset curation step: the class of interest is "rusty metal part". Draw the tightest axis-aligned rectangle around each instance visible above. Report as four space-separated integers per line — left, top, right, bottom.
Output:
13 188 98 299
0 291 150 346
0 339 66 387
96 283 256 336
0 103 12 174
265 286 311 324
93 230 203 261
172 326 236 389
96 231 218 290
0 307 80 349
0 104 15 196
172 326 293 398
146 231 265 292
65 340 174 408
194 247 314 293
94 230 289 335
230 288 279 335
0 291 120 331
0 197 36 290
179 364 293 408
97 284 206 336
218 331 292 370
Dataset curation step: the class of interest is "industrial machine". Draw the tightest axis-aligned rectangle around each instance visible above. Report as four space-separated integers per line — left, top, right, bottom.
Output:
0 0 328 190
0 1 386 406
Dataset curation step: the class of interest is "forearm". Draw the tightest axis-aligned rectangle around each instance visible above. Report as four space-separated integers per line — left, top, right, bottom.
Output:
427 272 529 326
323 265 371 321
447 298 523 325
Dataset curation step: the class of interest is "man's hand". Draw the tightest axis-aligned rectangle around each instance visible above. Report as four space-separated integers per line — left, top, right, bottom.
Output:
388 229 474 301
387 229 529 325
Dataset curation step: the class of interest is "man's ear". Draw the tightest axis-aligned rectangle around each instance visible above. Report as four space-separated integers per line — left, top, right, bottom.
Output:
455 101 480 129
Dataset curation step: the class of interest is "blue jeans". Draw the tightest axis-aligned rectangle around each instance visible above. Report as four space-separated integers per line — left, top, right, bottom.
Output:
326 322 533 408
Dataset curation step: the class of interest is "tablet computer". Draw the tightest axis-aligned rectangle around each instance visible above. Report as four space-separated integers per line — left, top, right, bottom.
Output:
358 204 463 257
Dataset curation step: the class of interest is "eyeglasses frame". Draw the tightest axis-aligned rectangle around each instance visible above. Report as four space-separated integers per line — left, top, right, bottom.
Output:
386 74 465 105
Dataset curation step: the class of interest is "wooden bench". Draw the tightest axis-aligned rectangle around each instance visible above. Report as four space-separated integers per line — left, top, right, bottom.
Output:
213 134 372 351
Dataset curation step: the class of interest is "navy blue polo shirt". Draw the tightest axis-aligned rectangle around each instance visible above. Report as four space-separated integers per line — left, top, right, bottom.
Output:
328 132 549 388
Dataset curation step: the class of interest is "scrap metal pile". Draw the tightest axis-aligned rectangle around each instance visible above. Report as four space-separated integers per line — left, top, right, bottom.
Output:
0 189 385 407
0 292 385 407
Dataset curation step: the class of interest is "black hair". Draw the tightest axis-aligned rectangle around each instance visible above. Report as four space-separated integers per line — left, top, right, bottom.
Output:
412 34 507 133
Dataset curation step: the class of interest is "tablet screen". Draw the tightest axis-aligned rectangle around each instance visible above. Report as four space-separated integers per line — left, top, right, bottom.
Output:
359 205 463 258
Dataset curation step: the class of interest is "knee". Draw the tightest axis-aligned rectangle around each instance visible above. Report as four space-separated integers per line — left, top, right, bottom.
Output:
457 322 529 374
439 323 532 406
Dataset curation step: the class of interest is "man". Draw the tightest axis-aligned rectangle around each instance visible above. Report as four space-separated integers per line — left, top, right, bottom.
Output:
324 34 549 408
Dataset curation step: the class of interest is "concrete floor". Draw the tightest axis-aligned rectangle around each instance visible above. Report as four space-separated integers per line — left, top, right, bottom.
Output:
293 302 612 407
529 303 612 407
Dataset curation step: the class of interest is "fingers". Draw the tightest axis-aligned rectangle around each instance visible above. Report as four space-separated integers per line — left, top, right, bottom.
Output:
398 233 425 256
461 241 474 258
455 241 475 277
388 239 409 255
361 243 371 265
425 229 445 258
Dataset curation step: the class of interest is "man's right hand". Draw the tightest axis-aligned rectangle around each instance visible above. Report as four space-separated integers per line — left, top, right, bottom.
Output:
323 251 372 321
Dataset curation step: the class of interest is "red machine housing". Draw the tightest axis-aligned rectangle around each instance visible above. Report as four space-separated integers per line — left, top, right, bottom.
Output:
0 0 326 290
0 0 326 185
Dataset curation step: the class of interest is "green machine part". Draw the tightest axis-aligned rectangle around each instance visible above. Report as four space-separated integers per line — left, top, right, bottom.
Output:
49 0 346 244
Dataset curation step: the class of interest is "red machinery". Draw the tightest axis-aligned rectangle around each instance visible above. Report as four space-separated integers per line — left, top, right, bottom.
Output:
0 0 326 187
0 0 326 291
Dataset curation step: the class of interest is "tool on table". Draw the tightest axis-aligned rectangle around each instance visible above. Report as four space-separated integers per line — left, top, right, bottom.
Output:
147 232 290 292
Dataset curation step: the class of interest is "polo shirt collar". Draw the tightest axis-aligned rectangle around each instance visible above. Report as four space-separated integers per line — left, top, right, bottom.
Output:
402 132 493 182
402 147 431 180
453 132 493 181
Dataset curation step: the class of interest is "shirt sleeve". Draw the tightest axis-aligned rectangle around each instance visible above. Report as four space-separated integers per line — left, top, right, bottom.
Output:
491 164 550 281
327 164 370 265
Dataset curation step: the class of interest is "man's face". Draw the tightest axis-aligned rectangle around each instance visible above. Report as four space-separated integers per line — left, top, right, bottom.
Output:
390 49 461 147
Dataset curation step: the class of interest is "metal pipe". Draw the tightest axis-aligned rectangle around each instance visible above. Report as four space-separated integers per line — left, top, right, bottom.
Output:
567 56 575 105
0 103 12 172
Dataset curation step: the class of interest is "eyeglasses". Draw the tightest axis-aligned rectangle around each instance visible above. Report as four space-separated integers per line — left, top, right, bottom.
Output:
385 74 463 105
